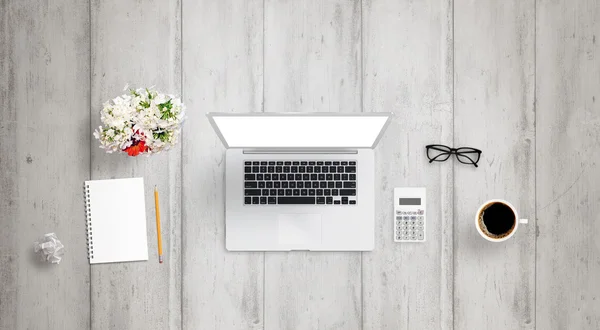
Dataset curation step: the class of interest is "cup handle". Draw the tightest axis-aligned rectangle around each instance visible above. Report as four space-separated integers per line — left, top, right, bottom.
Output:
519 218 528 224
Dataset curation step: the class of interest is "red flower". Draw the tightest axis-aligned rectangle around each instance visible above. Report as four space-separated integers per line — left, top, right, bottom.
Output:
124 140 149 156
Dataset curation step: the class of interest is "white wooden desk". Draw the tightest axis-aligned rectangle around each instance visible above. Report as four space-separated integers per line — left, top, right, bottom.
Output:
1 0 599 329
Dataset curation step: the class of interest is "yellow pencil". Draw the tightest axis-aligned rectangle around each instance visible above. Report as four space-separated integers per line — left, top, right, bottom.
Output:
154 186 163 263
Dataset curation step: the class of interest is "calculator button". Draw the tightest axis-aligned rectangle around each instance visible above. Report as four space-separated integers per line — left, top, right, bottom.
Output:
411 236 417 240
418 216 423 220
418 232 424 240
417 226 424 231
418 210 424 215
410 216 416 220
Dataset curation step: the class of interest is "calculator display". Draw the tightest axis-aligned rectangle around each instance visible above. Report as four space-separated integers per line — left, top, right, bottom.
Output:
399 198 421 205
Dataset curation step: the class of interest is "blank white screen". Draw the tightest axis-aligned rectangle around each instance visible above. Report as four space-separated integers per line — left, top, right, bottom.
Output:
212 114 390 148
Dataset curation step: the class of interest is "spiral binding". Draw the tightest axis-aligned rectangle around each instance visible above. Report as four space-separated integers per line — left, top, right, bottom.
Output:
84 184 94 260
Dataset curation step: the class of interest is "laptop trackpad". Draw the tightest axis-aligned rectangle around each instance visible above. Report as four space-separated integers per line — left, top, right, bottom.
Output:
278 214 322 246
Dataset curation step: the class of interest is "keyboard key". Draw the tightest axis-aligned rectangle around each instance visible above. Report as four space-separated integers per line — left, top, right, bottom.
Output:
258 182 265 188
262 189 269 196
340 189 356 196
309 189 316 196
332 189 339 196
283 166 290 173
268 166 274 173
293 189 300 196
277 189 285 195
349 174 356 180
268 161 275 165
311 174 318 180
324 189 331 195
336 181 343 188
266 181 273 188
314 167 321 173
349 200 356 205
301 189 308 196
274 181 281 188
273 174 279 180
297 182 304 188
257 174 264 180
282 182 288 188
260 161 267 165
349 161 356 165
245 182 257 188
260 197 267 204
265 174 271 180
287 174 294 180
303 174 310 180
316 189 323 196
343 182 356 188
334 200 341 205
260 166 267 173
318 174 325 181
312 182 319 188
299 166 306 173
317 161 324 165
295 174 302 180
245 161 252 165
245 166 251 173
316 197 325 204
308 161 316 165
289 182 296 188
319 182 327 188
252 161 259 165
342 174 348 180
329 166 337 173
252 166 259 173
333 161 340 165
325 161 332 165
270 189 277 195
276 161 283 165
326 174 333 180
252 197 259 204
284 161 291 165
245 197 251 204
337 166 344 173
276 167 283 173
300 161 307 165
285 189 293 196
342 197 348 204
307 167 313 173
304 181 311 187
326 197 333 204
334 174 341 180
345 166 356 173
322 167 329 173
292 161 299 165
328 182 334 188
278 197 315 204
291 167 298 173
341 161 348 165
268 197 277 204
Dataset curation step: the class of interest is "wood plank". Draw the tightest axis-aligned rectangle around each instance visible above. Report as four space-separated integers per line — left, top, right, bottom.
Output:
263 1 362 329
0 1 90 329
536 1 600 328
361 0 454 329
453 1 535 329
180 1 264 329
90 1 181 329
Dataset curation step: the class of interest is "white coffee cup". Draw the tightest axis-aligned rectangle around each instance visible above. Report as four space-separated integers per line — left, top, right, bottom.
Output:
475 199 528 242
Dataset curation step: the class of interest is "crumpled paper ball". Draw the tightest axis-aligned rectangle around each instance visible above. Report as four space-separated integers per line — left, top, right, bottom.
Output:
33 233 64 264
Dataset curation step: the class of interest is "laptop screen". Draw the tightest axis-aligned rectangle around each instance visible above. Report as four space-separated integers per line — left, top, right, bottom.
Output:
208 113 392 148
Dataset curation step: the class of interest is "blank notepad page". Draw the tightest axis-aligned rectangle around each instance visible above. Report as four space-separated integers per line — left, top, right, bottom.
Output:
84 177 149 264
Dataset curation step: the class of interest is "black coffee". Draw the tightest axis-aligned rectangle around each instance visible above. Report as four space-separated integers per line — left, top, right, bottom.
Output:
480 202 515 238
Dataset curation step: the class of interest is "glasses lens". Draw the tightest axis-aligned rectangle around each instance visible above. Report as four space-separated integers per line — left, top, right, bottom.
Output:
426 145 452 162
456 153 479 165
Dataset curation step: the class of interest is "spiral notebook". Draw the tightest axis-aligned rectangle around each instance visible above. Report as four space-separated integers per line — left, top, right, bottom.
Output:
84 177 149 264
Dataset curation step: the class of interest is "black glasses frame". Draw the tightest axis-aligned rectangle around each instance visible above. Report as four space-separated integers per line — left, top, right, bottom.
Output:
425 144 482 167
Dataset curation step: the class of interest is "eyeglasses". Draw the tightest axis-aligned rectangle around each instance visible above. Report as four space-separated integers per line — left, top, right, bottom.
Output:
426 144 482 167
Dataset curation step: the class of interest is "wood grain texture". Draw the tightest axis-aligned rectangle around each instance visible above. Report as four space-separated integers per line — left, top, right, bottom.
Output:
90 1 181 329
453 1 536 329
536 1 600 329
181 1 264 329
0 1 91 329
362 0 454 329
263 1 362 329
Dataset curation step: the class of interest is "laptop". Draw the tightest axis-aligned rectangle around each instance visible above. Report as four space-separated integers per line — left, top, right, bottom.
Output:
207 112 392 251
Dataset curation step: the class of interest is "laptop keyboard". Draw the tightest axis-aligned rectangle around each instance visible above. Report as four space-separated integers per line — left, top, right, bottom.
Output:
243 160 357 205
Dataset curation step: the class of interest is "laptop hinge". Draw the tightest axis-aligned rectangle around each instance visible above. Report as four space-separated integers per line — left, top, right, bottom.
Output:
242 148 358 154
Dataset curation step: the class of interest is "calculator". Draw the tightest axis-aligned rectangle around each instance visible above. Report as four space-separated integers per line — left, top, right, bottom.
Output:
394 187 426 242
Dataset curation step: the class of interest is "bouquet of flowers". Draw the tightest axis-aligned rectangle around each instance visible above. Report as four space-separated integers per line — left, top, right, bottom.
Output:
93 85 185 156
